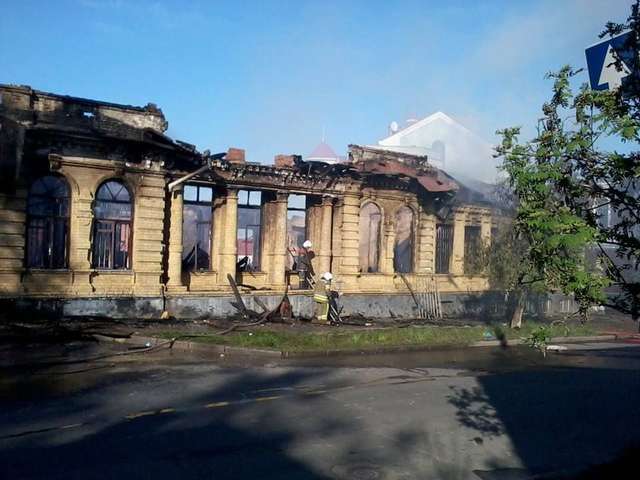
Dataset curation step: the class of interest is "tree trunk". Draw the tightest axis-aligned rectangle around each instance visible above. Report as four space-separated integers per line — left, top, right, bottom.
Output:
510 291 524 329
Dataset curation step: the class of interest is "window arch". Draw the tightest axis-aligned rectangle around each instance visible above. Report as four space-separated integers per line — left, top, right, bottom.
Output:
359 202 381 273
26 175 70 268
394 206 414 273
92 180 132 269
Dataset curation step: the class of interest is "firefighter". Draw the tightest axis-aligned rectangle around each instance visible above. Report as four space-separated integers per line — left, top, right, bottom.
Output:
313 271 333 323
297 240 314 289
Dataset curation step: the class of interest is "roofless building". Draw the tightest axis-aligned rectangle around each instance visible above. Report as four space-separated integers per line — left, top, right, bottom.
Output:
0 85 495 319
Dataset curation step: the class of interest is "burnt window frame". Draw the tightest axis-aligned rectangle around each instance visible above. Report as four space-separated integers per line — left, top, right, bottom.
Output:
25 175 70 269
464 225 483 275
359 201 382 274
182 184 214 272
393 205 415 274
237 189 263 271
435 223 454 274
91 179 133 270
286 194 307 270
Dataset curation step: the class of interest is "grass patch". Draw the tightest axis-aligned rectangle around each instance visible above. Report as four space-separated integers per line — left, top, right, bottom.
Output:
154 321 597 353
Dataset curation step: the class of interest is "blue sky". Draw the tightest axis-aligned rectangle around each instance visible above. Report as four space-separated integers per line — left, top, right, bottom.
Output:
0 0 633 162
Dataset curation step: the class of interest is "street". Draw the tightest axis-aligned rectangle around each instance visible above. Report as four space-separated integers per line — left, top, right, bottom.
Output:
2 340 640 479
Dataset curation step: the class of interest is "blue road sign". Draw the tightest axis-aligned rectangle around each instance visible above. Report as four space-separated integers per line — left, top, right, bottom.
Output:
585 32 635 91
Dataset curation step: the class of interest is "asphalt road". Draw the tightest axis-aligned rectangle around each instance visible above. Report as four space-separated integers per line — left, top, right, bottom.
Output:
1 340 640 479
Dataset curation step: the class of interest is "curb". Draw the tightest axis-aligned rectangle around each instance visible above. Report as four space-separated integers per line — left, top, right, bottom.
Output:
94 334 282 358
281 334 621 358
95 332 623 359
468 334 618 348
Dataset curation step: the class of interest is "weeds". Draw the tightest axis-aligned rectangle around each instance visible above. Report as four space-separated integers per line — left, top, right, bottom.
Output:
155 321 596 353
524 325 552 356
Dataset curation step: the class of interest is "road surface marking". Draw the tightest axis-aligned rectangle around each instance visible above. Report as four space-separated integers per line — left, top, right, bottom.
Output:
60 423 84 430
122 375 440 420
0 422 84 439
126 408 175 420
253 395 282 402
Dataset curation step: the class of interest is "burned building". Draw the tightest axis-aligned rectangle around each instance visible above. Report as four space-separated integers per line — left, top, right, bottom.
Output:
0 85 494 319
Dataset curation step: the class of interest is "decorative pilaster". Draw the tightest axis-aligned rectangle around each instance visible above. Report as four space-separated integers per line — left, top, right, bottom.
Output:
330 198 344 275
219 188 238 283
132 173 166 294
0 189 27 294
339 193 360 275
317 195 333 275
69 196 93 272
166 188 184 289
268 191 288 288
480 212 492 248
69 186 94 295
417 210 436 274
451 210 467 275
382 218 394 274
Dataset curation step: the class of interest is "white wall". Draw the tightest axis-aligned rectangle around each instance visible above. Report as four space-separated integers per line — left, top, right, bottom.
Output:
377 113 499 184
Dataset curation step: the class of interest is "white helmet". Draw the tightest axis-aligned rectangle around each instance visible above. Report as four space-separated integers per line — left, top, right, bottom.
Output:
321 272 333 282
302 240 312 249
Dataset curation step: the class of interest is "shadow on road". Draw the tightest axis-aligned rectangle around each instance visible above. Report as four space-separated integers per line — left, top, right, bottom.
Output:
3 342 640 479
448 363 640 477
1 368 338 478
0 363 462 479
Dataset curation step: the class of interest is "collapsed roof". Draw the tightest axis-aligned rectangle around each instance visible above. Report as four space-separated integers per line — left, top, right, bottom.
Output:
0 84 469 204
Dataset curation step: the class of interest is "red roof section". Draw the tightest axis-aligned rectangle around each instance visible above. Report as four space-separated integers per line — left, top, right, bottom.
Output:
417 175 457 192
307 141 338 160
354 156 457 193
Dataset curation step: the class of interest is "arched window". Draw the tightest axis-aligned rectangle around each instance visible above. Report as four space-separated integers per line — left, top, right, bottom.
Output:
394 206 414 273
92 180 132 269
26 175 70 268
359 202 381 273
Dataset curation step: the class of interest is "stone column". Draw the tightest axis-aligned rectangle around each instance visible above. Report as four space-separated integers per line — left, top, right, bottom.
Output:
268 191 288 288
451 210 467 275
219 188 238 284
166 187 184 289
317 195 333 275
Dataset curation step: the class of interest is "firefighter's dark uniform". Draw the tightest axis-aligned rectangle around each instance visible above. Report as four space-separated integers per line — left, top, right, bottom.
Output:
297 249 312 289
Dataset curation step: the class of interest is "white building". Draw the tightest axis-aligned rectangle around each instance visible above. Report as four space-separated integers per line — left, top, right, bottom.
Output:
374 112 499 185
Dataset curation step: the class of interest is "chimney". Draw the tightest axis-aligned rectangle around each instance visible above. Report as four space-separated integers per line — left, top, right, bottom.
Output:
274 154 296 169
226 147 245 164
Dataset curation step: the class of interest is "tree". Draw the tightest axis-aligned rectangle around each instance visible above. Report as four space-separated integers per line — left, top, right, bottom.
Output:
484 183 539 328
496 2 640 326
